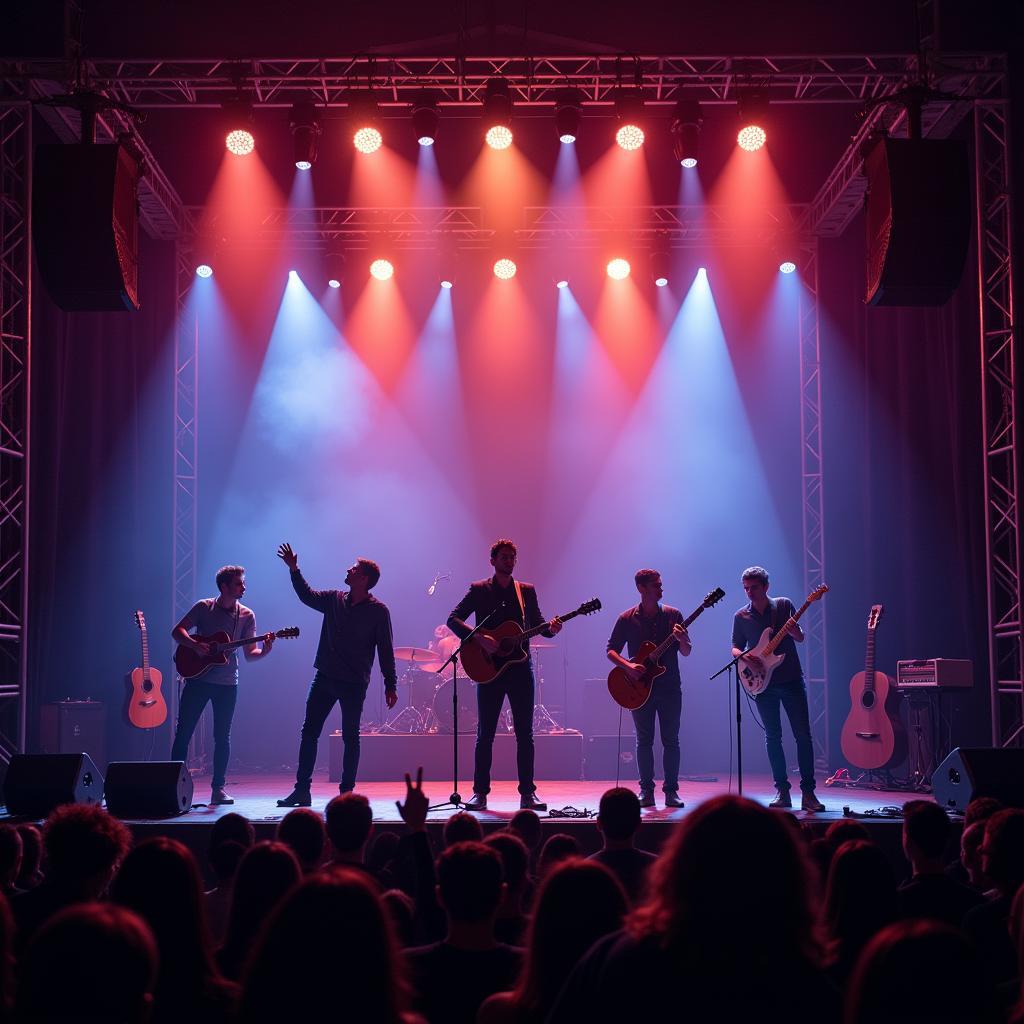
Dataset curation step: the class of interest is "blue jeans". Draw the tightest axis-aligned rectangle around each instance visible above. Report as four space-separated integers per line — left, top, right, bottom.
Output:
754 677 816 792
170 680 238 790
474 663 535 795
631 679 681 793
295 671 368 792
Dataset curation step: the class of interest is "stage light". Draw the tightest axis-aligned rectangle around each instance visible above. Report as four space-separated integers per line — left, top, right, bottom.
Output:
607 258 631 280
671 99 702 167
354 126 383 154
412 94 439 146
325 252 346 289
369 258 394 281
651 249 670 287
436 246 458 289
493 258 517 280
483 79 514 149
290 101 321 169
223 94 255 155
555 278 569 289
736 89 770 151
779 260 797 274
555 89 582 144
615 90 645 150
737 125 767 152
195 264 213 278
289 269 299 279
349 94 383 153
225 129 254 156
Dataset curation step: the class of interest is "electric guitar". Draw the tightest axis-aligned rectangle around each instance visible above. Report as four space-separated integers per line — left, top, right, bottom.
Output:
461 599 602 684
840 604 906 769
174 627 300 679
607 588 726 710
128 611 167 729
737 584 829 696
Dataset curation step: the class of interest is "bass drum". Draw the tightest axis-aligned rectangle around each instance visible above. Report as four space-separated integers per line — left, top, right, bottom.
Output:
430 679 478 734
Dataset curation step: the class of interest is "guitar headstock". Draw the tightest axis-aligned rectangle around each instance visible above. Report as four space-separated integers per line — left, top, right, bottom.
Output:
577 599 602 616
808 584 829 602
276 627 301 639
134 610 146 632
867 604 884 630
703 587 726 608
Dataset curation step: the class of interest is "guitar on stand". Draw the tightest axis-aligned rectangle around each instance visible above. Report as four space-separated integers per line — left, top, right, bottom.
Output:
840 604 906 773
128 611 167 729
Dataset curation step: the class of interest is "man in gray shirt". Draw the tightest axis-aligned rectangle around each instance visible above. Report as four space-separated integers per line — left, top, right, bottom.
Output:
171 564 275 805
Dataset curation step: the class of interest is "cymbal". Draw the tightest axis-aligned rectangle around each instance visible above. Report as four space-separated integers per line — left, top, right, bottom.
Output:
531 642 557 649
394 647 437 663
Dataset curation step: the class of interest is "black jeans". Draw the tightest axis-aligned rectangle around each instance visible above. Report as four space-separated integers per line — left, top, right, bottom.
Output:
754 677 816 792
631 678 681 794
474 663 535 796
170 680 238 790
295 671 368 792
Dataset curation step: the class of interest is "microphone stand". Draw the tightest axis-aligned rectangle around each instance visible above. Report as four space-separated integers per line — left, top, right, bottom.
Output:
710 651 751 796
429 607 500 812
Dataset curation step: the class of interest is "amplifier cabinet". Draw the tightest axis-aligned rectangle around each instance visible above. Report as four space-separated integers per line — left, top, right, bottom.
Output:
896 659 973 689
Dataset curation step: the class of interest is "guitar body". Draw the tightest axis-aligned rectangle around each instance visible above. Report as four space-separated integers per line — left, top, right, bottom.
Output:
840 670 906 769
461 622 531 684
126 666 167 728
738 628 786 696
607 640 667 710
173 630 233 680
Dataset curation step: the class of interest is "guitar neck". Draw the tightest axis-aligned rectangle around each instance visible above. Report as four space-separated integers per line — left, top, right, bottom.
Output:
648 603 706 661
763 597 813 656
139 628 150 677
864 626 877 692
215 634 268 652
518 608 581 641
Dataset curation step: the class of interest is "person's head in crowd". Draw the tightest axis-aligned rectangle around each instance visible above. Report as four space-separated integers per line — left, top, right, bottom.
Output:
484 832 530 909
513 859 628 1015
508 809 542 856
15 823 43 889
43 803 132 897
809 837 835 893
436 841 505 927
965 796 1004 828
367 831 400 876
845 919 998 1024
209 839 247 887
275 807 326 874
381 887 415 948
443 810 483 846
596 787 643 847
209 812 255 853
18 903 158 1024
538 833 581 878
0 825 22 892
325 793 374 862
825 820 871 848
630 794 823 970
238 868 411 1023
902 800 952 870
961 821 989 890
980 808 1024 898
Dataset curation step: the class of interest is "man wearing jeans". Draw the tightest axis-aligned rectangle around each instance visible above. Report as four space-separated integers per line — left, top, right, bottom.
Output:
171 565 275 805
276 543 398 807
731 565 825 812
607 569 690 809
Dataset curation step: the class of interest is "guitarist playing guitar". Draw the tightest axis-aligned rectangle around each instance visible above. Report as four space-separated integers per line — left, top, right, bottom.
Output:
448 538 562 812
731 565 826 813
171 564 275 806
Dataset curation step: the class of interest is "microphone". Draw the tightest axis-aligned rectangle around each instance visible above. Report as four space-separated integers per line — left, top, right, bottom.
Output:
427 581 437 596
426 571 452 597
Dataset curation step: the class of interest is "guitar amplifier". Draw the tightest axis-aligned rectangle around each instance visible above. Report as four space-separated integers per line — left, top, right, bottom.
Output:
896 659 973 689
40 700 106 770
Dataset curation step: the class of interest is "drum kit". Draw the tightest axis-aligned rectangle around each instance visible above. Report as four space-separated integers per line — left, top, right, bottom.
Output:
382 642 562 735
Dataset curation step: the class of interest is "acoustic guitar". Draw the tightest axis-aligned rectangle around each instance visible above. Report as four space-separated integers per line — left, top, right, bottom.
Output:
607 588 726 710
174 627 300 679
840 604 906 770
737 584 829 696
128 611 167 729
461 599 601 684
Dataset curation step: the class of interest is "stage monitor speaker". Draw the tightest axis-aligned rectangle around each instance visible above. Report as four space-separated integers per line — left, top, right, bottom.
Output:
931 747 1024 815
864 137 970 307
32 143 140 311
3 753 103 817
103 761 193 819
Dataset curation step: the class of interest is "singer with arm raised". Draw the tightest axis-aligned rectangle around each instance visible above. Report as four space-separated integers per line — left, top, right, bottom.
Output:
276 543 398 807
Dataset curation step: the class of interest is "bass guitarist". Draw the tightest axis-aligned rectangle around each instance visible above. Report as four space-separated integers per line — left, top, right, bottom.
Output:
730 565 825 812
171 565 275 805
447 538 561 811
607 569 690 809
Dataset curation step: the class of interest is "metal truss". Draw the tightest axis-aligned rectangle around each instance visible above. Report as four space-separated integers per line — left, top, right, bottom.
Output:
975 99 1022 749
0 103 31 763
797 240 828 767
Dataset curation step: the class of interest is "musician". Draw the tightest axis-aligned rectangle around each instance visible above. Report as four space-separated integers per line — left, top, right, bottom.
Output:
428 624 458 680
447 539 562 811
730 565 825 812
607 569 691 809
276 543 398 807
170 565 275 806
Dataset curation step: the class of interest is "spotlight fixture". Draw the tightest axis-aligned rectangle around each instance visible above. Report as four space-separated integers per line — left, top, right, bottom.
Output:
651 249 670 287
736 89 770 151
349 94 383 154
770 235 799 275
555 89 583 144
290 101 322 170
195 263 213 278
437 246 458 289
192 236 218 277
779 261 797 274
671 99 702 168
369 258 394 281
483 79 514 149
325 252 346 289
223 94 255 156
615 90 645 150
607 257 631 280
412 94 439 146
493 257 517 280
555 278 569 289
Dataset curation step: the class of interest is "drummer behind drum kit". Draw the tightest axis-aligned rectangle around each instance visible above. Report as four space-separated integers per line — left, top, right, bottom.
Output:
384 643 562 735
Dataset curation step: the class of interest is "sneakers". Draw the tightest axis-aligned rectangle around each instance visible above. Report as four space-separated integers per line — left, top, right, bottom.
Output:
466 793 488 811
769 788 793 809
520 793 547 812
639 789 656 808
801 791 826 813
664 792 685 809
210 787 234 805
276 787 312 808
